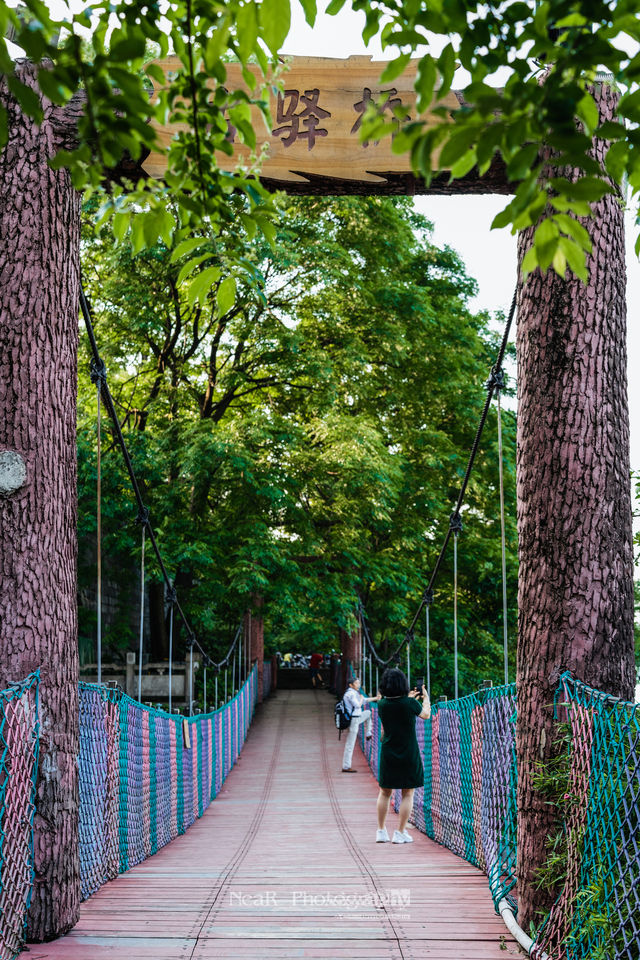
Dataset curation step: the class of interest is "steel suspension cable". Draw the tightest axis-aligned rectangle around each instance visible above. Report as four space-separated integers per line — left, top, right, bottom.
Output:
81 286 242 678
360 287 517 669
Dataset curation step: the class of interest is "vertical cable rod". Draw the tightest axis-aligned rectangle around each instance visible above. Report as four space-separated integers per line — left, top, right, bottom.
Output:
96 381 102 686
138 526 146 702
497 388 509 685
168 603 174 713
426 603 431 699
453 529 459 700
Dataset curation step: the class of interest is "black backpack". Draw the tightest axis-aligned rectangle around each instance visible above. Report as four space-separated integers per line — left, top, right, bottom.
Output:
334 698 353 738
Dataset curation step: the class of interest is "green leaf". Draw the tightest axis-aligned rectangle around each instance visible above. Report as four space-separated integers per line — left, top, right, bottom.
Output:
552 246 567 278
298 0 317 27
259 0 291 54
236 2 259 63
188 266 222 306
439 126 479 169
7 76 43 123
548 176 614 203
437 43 456 99
576 93 599 135
415 55 437 113
379 53 412 84
552 214 592 253
325 0 347 13
491 204 515 231
217 275 237 316
505 144 538 181
170 237 210 263
605 140 629 184
558 237 587 282
450 148 477 179
177 253 214 286
109 33 147 62
534 218 560 271
521 245 539 278
112 211 130 243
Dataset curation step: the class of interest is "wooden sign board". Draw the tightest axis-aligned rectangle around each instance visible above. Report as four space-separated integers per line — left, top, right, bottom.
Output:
143 56 462 191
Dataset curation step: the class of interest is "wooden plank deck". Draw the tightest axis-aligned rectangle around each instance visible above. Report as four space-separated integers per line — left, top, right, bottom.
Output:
29 689 520 960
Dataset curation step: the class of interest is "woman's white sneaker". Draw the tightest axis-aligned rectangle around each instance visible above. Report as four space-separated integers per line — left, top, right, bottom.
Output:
401 830 413 843
376 828 390 842
392 830 407 843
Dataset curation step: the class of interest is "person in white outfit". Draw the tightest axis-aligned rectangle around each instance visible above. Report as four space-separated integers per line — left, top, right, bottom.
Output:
341 676 379 772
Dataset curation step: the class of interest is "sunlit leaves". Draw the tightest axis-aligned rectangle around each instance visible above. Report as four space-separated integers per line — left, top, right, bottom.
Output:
337 0 640 280
259 0 291 54
78 195 518 689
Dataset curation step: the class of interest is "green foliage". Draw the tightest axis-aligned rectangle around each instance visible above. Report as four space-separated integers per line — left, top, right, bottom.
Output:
2 0 290 290
331 0 638 280
78 195 518 693
2 0 639 284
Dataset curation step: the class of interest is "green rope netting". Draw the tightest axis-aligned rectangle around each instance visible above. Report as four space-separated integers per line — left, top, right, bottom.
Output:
532 673 640 960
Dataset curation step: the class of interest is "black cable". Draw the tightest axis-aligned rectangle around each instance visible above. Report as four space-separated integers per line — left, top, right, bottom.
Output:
362 288 517 667
80 286 240 673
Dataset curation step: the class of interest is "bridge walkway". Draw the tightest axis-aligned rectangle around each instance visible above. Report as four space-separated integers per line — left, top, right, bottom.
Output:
30 689 518 960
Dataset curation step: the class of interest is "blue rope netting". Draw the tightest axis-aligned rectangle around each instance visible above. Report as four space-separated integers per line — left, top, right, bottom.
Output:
0 673 40 960
78 666 258 900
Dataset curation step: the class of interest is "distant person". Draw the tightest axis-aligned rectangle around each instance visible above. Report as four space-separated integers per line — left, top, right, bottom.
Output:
309 651 324 688
283 652 293 668
375 667 430 844
341 676 378 773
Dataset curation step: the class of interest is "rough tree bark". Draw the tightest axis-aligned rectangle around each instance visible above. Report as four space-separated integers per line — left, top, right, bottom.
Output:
0 62 83 939
515 82 635 927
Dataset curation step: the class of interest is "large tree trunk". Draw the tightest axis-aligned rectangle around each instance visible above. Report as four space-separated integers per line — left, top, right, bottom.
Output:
0 62 82 939
515 82 635 927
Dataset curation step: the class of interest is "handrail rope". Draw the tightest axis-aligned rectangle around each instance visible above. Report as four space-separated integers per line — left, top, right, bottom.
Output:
80 286 241 675
360 286 517 668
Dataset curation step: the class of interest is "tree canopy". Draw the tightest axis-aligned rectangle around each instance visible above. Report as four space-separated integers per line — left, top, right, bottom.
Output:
1 0 639 295
78 194 518 697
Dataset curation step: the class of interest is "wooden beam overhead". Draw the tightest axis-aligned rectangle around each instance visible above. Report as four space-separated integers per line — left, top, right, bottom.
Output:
144 55 512 196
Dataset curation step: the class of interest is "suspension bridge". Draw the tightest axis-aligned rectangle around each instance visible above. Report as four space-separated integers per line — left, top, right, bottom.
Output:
2 660 638 960
0 268 638 960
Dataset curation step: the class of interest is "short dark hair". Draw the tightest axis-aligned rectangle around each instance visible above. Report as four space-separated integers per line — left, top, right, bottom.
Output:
379 668 409 698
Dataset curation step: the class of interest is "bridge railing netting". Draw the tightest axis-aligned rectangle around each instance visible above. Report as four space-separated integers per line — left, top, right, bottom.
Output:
531 673 640 960
358 673 639 960
359 681 518 910
79 665 258 900
0 667 258 960
0 674 39 960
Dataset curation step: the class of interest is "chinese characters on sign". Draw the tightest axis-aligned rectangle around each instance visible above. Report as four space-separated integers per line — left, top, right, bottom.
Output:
145 56 453 184
271 87 409 151
351 87 407 146
272 89 331 150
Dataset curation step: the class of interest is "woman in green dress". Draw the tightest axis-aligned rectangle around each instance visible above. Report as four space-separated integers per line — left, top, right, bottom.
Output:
376 667 431 844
